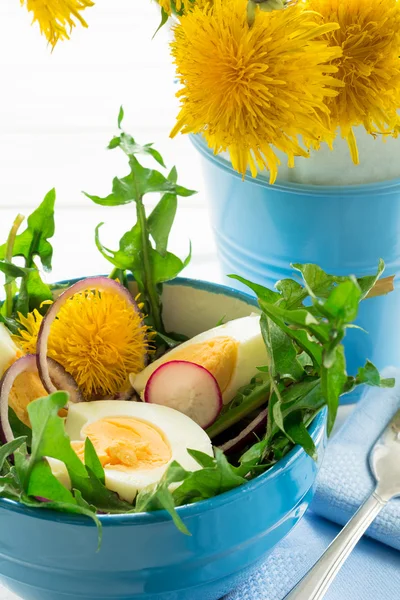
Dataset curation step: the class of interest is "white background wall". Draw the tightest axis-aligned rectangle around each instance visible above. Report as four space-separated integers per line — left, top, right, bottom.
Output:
0 0 218 284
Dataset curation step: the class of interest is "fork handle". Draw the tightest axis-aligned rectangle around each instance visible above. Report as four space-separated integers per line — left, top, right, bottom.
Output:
283 489 387 600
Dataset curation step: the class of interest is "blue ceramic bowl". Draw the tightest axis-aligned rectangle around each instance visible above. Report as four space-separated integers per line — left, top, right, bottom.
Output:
0 278 326 600
191 134 400 394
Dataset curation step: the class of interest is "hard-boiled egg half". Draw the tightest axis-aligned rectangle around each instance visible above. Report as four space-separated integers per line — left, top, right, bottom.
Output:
51 400 213 503
0 323 47 426
132 314 269 406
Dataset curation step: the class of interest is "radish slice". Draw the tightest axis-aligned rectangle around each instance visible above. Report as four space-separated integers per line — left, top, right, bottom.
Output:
37 276 146 396
144 360 223 429
219 407 268 454
0 355 37 443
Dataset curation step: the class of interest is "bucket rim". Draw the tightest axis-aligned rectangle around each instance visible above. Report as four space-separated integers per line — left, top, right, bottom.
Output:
190 134 400 196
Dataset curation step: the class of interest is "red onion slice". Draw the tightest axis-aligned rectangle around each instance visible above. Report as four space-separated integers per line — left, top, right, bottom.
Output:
37 276 145 397
219 407 268 454
46 357 83 403
0 355 38 443
0 355 80 444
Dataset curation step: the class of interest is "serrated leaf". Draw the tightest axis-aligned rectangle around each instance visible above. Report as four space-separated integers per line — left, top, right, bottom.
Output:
275 278 306 308
357 259 385 299
108 136 121 150
323 278 361 323
17 269 53 315
292 263 345 299
153 6 169 38
117 106 124 129
85 438 105 485
285 415 317 460
148 193 177 256
8 407 32 446
0 437 27 471
260 313 303 381
27 460 75 504
168 166 178 183
321 345 347 435
0 189 56 272
229 274 280 304
151 245 190 284
172 449 246 507
0 261 30 279
135 461 190 534
356 360 395 388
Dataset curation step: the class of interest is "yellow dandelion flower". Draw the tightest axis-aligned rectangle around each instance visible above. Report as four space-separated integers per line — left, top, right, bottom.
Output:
304 0 400 164
14 291 151 399
158 0 193 16
21 0 95 48
170 0 343 183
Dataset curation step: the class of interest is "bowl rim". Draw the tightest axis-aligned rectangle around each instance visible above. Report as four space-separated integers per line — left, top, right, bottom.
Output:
0 276 326 527
190 133 400 196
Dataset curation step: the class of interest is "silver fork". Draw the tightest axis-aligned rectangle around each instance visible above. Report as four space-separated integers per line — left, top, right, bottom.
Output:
284 408 400 600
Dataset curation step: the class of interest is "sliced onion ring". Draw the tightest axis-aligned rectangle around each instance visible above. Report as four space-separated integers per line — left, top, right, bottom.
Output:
46 357 83 404
0 354 82 444
0 355 37 443
219 407 268 455
37 276 146 397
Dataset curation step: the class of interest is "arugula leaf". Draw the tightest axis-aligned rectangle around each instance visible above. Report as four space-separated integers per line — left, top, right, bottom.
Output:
8 407 32 446
207 377 270 439
0 189 56 271
87 110 196 334
0 262 30 279
285 414 317 460
148 193 177 256
117 105 124 129
0 437 27 471
173 449 246 506
355 360 395 388
84 438 105 485
0 190 55 316
322 278 361 323
229 274 280 304
27 459 75 504
260 313 303 381
135 462 190 535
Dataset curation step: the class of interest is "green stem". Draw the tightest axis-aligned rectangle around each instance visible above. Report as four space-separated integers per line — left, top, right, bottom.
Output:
136 196 164 334
4 214 24 317
206 381 270 439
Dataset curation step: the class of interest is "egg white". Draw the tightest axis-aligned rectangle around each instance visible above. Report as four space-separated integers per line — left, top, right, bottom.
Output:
132 314 269 405
61 401 213 503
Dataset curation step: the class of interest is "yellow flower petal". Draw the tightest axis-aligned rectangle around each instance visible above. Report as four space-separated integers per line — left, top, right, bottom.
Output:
304 0 400 161
170 0 342 182
14 291 152 399
21 0 95 47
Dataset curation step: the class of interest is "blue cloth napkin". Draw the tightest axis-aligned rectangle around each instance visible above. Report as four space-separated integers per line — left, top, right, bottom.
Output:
312 365 400 551
226 367 400 600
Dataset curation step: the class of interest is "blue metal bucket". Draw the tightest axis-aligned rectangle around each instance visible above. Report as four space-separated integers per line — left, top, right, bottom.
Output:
191 134 400 394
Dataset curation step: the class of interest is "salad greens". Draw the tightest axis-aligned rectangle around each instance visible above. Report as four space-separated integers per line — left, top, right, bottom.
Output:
0 189 56 327
84 107 195 337
0 109 395 544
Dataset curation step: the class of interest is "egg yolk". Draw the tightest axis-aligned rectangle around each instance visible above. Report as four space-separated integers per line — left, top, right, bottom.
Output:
9 371 48 427
72 417 172 471
166 336 238 392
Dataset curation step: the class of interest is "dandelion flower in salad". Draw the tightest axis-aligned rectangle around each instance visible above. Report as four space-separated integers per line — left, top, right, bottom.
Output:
21 0 95 47
170 0 343 182
304 0 400 163
14 289 152 399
